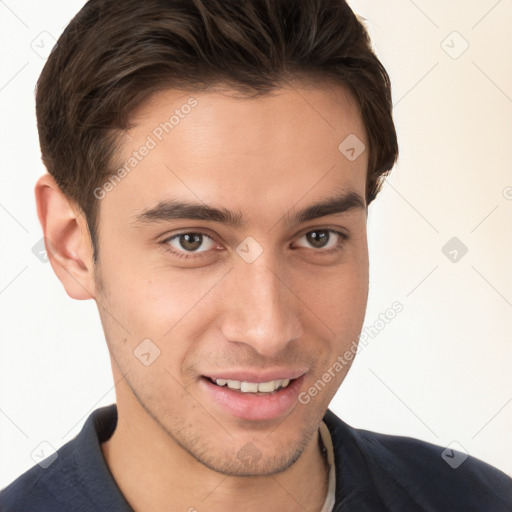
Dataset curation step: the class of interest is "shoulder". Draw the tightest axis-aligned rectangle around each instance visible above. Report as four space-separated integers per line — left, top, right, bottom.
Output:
324 409 512 511
0 438 84 511
0 404 129 512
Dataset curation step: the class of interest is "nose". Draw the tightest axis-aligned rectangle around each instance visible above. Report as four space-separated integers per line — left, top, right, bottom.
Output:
220 256 303 357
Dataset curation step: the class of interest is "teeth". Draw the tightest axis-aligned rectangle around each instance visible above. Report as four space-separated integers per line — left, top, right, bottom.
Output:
256 380 276 392
214 378 292 393
241 382 259 392
226 380 241 390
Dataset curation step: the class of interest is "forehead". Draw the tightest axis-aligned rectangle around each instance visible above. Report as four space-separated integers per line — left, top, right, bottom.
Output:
100 82 368 229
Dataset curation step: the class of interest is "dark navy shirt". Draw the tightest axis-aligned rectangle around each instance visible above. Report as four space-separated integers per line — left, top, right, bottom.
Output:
1 404 511 511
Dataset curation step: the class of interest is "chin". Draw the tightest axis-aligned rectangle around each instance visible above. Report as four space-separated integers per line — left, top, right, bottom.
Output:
170 419 317 478
193 443 306 477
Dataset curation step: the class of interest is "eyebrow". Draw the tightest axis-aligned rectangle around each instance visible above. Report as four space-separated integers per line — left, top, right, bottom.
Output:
132 190 366 228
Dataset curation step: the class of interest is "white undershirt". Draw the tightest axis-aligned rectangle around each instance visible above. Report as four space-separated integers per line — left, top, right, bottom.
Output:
318 421 336 512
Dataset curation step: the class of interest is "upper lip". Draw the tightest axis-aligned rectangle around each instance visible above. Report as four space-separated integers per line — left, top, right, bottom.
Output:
204 369 308 383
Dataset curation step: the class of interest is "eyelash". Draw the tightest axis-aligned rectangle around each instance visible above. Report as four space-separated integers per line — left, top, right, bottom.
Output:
160 229 349 260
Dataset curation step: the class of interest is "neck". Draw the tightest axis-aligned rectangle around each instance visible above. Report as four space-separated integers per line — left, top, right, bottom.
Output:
101 390 329 512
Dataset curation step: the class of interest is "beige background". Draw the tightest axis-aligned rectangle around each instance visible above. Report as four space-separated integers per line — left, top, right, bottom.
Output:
1 0 511 488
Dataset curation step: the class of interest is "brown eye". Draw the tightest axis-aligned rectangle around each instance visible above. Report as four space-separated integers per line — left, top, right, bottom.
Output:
295 229 346 251
178 233 203 251
305 230 330 248
165 232 216 254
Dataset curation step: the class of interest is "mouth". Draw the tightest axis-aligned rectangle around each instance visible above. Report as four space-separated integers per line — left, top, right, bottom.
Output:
200 373 306 421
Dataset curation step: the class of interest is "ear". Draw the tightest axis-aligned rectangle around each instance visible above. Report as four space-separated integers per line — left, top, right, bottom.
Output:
35 174 96 300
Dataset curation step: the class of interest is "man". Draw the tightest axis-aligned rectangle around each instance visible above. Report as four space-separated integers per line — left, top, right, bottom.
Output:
1 0 511 510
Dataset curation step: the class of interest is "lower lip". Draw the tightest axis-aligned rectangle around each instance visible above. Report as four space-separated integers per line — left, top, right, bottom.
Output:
200 375 305 421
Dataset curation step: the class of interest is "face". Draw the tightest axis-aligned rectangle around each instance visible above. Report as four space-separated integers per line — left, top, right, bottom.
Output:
94 81 369 476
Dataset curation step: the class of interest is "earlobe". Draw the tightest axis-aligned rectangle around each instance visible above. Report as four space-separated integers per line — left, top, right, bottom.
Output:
35 174 96 300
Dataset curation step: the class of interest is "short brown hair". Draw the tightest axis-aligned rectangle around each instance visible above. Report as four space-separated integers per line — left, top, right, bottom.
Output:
36 0 398 261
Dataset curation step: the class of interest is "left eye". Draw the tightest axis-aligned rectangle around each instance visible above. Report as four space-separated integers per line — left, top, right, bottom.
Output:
295 229 345 250
165 232 217 253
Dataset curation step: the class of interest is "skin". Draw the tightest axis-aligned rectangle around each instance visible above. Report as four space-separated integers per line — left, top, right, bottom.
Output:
35 80 369 512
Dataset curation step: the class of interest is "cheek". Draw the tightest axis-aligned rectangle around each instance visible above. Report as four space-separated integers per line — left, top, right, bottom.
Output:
97 241 210 332
96 256 228 374
293 245 369 330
